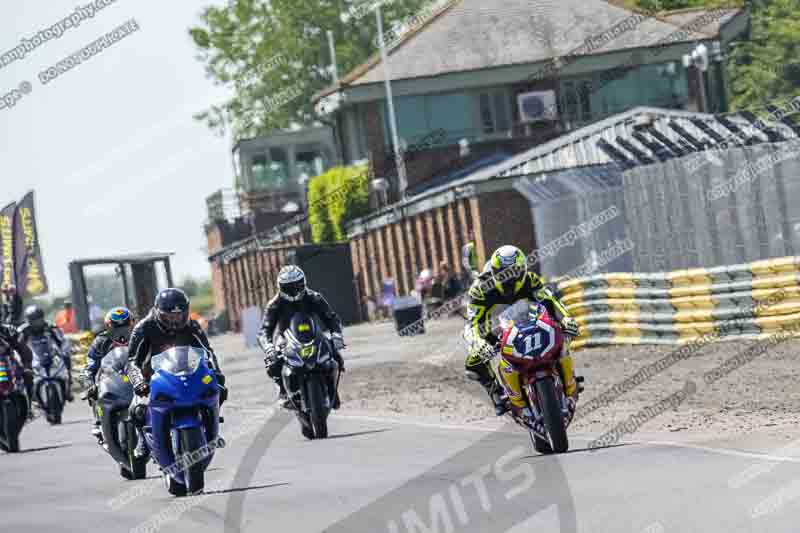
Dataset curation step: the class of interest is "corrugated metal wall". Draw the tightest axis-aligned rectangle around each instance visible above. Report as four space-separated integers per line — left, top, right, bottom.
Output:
625 140 800 271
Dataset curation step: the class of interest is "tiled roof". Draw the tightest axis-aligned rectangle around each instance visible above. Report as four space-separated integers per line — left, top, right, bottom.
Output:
314 0 742 100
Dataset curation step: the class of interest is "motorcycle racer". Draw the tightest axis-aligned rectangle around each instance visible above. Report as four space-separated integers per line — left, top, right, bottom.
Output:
464 245 581 416
0 322 34 414
126 288 226 457
258 265 345 408
18 305 74 402
83 307 134 441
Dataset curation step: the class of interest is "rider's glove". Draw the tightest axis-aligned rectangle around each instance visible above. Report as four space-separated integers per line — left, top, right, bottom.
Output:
263 343 277 361
561 316 580 338
133 381 149 397
86 385 98 401
332 332 345 351
128 366 149 397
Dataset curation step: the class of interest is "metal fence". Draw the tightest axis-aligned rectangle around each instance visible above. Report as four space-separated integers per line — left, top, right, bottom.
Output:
515 140 800 277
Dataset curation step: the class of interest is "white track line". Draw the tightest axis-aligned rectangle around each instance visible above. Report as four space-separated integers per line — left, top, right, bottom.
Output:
332 413 800 464
635 440 800 464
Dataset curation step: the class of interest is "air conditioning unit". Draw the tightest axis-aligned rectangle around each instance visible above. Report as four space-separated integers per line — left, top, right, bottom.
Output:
517 90 558 123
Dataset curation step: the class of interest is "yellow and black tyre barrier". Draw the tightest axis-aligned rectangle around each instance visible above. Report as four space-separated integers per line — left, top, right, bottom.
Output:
556 257 800 350
66 331 95 374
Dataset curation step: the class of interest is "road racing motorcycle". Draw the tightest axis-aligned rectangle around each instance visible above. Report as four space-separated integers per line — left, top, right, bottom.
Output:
468 301 582 454
0 341 28 452
134 346 223 496
29 334 69 425
91 346 149 479
279 312 342 440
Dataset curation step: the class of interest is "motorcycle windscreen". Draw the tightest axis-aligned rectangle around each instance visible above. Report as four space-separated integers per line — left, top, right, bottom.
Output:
100 346 129 375
30 337 55 367
151 346 207 377
98 347 133 403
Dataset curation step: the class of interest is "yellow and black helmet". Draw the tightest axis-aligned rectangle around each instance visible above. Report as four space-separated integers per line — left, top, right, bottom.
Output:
488 245 527 294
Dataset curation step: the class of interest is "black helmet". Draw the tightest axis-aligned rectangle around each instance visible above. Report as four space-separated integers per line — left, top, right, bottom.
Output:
277 265 306 302
154 288 190 332
24 305 46 334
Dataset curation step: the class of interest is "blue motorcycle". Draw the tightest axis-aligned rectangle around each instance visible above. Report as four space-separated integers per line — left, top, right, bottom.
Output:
142 346 222 496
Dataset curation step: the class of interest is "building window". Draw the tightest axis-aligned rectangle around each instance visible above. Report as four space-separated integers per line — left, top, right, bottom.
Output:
381 89 505 149
251 154 268 190
559 79 593 127
269 147 289 187
477 89 511 135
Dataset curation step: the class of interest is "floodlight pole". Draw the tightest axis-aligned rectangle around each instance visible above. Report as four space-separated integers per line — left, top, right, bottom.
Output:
376 5 407 196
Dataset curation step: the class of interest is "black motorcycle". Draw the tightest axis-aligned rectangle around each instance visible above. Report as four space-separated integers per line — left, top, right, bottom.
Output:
29 335 68 425
0 344 28 452
279 313 342 440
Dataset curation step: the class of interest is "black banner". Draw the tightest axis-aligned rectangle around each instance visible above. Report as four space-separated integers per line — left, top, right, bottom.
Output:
0 202 15 292
13 191 48 298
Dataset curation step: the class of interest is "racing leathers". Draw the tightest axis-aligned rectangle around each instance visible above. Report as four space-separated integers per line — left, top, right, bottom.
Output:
126 310 226 457
0 323 34 411
83 331 119 438
126 310 225 391
18 322 74 401
257 290 345 405
465 269 580 415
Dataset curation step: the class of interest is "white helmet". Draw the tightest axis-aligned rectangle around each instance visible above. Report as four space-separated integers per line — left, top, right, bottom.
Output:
277 265 306 302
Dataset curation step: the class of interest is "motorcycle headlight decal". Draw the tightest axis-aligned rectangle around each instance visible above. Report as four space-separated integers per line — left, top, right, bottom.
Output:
300 345 315 359
202 374 212 385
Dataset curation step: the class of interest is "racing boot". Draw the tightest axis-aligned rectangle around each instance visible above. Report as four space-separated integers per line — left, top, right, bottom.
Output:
133 428 148 458
91 421 103 443
465 362 509 416
275 378 294 410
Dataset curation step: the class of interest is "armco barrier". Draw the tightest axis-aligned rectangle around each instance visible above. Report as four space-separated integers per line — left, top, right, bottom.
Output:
556 256 800 350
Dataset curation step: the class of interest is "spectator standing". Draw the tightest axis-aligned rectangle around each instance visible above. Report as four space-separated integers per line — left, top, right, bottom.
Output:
55 301 79 334
1 283 24 325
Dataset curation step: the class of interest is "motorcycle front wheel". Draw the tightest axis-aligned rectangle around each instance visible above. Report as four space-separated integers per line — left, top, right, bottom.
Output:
180 426 206 495
534 376 568 453
1 399 20 452
307 376 329 439
46 384 62 425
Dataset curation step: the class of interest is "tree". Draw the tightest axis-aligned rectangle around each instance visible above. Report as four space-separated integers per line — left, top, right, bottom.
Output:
180 276 201 298
727 0 800 111
189 0 433 140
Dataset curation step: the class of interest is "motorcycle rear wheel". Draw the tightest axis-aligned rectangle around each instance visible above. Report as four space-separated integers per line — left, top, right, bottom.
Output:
2 400 19 452
535 377 569 453
126 422 148 480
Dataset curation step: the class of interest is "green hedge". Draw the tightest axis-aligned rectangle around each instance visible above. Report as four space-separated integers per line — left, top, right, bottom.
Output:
308 164 369 243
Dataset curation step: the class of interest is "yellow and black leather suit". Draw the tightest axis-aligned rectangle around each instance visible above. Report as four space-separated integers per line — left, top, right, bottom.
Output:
465 269 578 406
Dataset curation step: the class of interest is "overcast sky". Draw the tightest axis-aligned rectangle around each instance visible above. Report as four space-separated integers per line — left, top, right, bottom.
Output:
0 0 233 297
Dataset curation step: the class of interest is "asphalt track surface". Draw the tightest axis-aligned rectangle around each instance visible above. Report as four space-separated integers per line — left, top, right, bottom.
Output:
3 325 800 532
